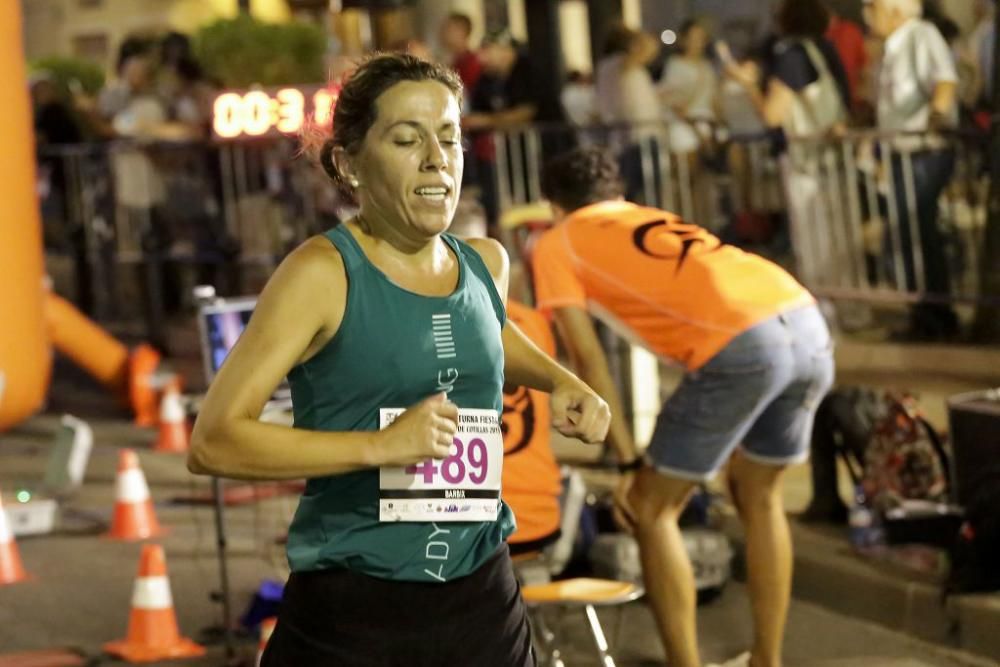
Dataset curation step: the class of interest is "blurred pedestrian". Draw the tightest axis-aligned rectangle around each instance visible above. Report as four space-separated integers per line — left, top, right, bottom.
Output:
865 0 960 339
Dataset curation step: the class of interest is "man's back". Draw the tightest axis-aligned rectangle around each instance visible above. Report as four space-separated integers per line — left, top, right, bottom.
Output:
532 201 812 370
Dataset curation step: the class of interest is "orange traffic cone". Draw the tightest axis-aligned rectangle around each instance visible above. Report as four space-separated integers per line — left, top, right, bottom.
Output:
0 490 30 585
105 450 164 541
154 378 189 454
129 344 162 428
256 617 277 666
104 544 205 663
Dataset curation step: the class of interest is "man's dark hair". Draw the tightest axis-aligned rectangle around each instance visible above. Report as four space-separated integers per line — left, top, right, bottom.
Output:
542 148 625 213
602 23 635 56
776 0 830 38
116 36 153 74
446 12 473 38
318 53 463 189
161 31 192 65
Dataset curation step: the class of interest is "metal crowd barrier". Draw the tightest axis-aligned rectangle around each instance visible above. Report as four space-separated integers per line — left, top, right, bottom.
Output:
780 129 990 306
35 122 996 344
38 138 350 340
487 122 995 308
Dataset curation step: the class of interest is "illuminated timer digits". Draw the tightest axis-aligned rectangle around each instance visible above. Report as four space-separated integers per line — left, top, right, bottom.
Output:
212 86 337 139
313 89 335 126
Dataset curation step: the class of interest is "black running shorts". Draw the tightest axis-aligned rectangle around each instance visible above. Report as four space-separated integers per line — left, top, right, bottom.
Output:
260 544 535 667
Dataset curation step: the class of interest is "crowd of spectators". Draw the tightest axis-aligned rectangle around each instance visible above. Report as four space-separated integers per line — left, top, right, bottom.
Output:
31 33 225 345
32 32 217 150
27 1 997 341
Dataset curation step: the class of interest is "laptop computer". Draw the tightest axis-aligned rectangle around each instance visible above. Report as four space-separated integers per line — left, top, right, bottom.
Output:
196 297 293 411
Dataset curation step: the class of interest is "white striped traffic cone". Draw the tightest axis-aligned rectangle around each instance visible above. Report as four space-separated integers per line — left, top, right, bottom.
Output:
0 490 29 585
154 377 189 454
104 449 164 541
103 544 205 662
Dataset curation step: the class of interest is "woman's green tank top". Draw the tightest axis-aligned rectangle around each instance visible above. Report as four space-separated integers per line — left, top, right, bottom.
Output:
284 225 515 582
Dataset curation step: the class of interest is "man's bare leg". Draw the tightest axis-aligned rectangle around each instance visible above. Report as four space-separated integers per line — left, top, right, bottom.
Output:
629 467 700 667
728 452 791 667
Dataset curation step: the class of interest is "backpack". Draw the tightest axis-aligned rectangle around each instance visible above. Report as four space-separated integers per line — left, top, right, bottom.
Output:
855 393 967 551
861 393 951 511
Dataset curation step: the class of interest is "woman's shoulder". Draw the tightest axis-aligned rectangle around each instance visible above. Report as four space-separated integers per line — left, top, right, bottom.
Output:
454 236 509 282
773 38 808 61
271 234 348 294
452 236 508 323
770 38 826 88
246 234 348 349
297 233 347 266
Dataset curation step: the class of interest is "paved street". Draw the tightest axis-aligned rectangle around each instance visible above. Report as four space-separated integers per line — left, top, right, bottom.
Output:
2 411 995 667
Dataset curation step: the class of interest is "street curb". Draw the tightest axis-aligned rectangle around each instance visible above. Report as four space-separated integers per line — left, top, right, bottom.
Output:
948 593 1000 661
721 517 1000 663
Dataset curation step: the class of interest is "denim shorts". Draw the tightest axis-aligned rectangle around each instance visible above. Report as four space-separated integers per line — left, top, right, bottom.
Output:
646 305 835 482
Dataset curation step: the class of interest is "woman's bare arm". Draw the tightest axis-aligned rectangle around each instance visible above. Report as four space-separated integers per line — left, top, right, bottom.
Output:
188 237 378 480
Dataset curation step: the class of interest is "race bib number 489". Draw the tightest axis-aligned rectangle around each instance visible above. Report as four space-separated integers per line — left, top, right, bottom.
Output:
379 407 503 522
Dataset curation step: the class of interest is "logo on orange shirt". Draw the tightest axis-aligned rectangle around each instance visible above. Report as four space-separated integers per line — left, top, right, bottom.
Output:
632 219 722 273
502 385 537 456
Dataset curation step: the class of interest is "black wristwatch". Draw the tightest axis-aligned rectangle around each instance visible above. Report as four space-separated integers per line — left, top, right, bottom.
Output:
617 458 645 473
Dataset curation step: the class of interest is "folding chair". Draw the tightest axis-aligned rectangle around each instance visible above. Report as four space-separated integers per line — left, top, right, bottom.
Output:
515 468 644 667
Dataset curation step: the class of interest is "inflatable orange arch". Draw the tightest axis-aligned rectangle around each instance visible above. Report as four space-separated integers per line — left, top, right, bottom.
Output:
1 1 162 432
0 0 50 432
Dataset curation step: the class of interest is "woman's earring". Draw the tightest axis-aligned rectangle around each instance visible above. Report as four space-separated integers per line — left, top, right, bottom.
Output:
348 176 360 188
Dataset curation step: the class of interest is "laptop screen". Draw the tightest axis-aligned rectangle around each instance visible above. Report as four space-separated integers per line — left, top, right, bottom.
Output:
196 298 291 400
198 297 256 383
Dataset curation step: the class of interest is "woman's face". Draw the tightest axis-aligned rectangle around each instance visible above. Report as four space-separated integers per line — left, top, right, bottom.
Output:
685 25 709 57
349 80 464 239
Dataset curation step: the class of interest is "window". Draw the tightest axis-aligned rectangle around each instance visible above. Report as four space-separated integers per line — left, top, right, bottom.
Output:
72 33 109 64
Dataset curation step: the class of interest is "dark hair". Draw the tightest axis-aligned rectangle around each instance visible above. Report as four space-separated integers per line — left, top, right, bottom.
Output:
680 19 700 37
679 19 709 55
317 53 463 191
175 57 203 83
542 148 625 213
602 24 635 56
776 0 830 38
116 36 153 74
446 12 473 38
162 31 192 64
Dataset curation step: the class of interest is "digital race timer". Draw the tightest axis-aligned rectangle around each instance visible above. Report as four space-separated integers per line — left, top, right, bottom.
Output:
211 85 340 139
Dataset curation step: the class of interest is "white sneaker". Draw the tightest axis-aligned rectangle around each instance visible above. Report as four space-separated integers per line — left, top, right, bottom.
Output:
706 651 751 667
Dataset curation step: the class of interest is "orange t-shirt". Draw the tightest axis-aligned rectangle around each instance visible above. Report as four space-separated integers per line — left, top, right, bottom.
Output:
502 300 562 546
532 201 814 371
